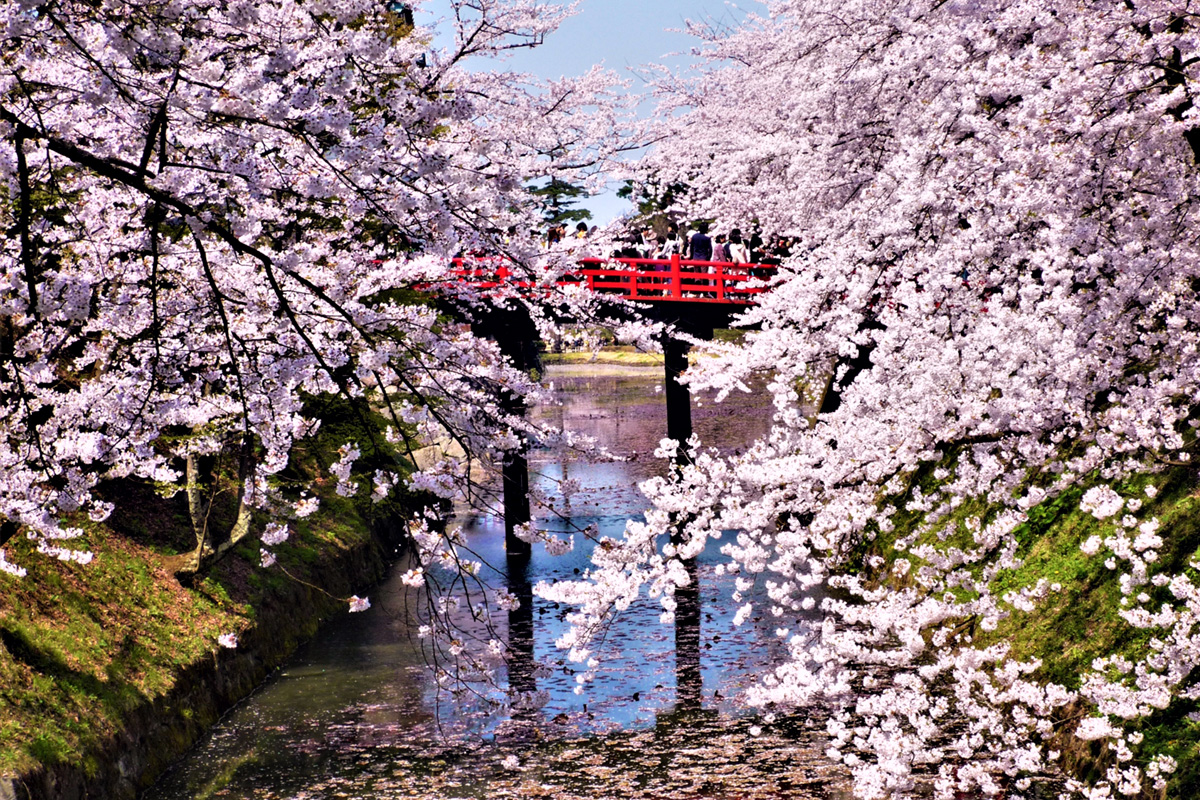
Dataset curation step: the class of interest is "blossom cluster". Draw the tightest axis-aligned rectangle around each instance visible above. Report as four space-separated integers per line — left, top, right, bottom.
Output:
542 0 1200 797
0 0 630 582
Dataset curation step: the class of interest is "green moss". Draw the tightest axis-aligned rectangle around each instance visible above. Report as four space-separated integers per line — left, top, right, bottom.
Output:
26 733 69 765
0 402 415 778
860 449 1200 792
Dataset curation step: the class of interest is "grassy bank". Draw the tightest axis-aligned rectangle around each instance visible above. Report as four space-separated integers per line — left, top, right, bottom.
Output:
858 452 1200 796
0 473 397 796
542 329 747 368
542 345 664 367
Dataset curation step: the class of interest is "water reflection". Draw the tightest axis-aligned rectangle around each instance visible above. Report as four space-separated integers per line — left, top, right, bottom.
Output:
674 557 702 710
505 558 536 699
146 364 849 800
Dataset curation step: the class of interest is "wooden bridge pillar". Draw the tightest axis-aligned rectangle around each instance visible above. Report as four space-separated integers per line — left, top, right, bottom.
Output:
497 315 539 564
502 446 532 561
467 304 540 698
662 332 693 456
662 328 702 708
468 306 540 563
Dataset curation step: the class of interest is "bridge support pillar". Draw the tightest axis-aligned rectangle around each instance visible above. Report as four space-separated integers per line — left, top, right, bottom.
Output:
663 332 693 450
468 306 540 563
502 445 532 561
497 318 539 564
468 305 540 697
662 330 701 708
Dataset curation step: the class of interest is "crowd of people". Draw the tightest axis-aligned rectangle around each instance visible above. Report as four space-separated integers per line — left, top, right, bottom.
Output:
610 222 797 266
545 222 599 245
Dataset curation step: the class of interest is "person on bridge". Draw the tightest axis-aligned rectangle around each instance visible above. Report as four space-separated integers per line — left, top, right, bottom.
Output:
728 228 750 264
687 221 713 262
615 234 644 259
748 228 765 262
639 227 658 255
652 235 671 266
712 233 730 262
657 225 683 259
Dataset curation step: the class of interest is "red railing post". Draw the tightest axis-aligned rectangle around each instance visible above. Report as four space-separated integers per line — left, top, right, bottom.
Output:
716 263 726 302
671 254 682 300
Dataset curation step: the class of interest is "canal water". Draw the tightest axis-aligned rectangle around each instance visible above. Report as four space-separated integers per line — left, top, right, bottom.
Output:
145 364 850 800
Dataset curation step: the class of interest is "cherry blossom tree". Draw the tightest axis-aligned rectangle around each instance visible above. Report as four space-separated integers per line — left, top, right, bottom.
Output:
544 1 1200 797
21 0 1200 794
0 0 630 581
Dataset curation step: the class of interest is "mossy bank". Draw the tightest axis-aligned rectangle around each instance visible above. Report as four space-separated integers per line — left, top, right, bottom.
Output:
0 480 407 800
859 450 1200 798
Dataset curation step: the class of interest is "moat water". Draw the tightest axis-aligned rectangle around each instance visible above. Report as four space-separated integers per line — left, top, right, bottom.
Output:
145 364 851 800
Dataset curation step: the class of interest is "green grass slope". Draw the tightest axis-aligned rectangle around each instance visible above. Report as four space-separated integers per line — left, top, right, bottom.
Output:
857 455 1200 797
0 479 384 785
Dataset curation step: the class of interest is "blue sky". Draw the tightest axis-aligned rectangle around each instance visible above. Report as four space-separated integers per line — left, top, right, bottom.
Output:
418 1 763 223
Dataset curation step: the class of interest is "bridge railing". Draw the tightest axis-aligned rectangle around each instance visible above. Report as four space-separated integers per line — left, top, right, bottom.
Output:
445 254 774 305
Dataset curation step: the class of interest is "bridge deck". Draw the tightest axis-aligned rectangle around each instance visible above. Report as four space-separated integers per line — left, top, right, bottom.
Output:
446 254 773 305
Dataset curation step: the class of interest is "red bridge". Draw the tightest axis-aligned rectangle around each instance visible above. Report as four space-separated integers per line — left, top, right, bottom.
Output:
448 253 770 564
446 255 773 305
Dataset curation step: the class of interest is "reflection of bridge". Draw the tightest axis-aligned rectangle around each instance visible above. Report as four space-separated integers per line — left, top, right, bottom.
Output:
448 255 773 306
